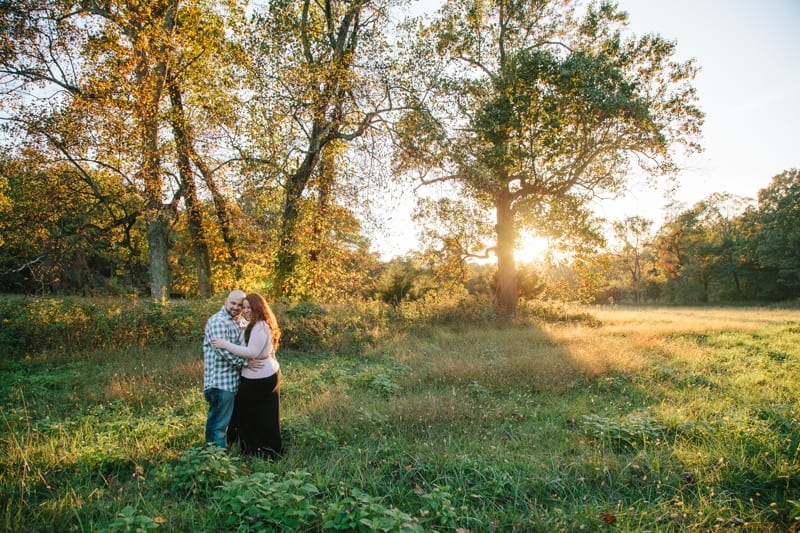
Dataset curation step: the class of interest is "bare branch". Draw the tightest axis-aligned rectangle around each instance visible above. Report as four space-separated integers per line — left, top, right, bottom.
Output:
7 256 44 274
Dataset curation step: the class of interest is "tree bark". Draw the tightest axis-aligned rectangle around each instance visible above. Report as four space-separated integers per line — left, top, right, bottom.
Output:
132 0 178 299
190 149 242 282
309 146 335 263
494 185 518 318
140 103 171 299
168 78 213 299
274 122 324 297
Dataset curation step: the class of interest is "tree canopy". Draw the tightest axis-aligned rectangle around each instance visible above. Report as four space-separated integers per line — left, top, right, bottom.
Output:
5 0 796 310
395 0 703 316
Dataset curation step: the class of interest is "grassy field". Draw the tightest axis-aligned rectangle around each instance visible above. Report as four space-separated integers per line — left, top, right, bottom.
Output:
1 305 798 531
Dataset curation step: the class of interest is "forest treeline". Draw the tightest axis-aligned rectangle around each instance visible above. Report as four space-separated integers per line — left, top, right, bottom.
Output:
2 162 798 305
333 169 800 306
546 169 800 305
0 1 794 309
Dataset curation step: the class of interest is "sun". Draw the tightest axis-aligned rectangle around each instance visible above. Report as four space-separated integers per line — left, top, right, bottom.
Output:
514 232 549 264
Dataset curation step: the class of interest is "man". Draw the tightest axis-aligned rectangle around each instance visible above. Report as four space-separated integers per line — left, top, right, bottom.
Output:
203 290 260 448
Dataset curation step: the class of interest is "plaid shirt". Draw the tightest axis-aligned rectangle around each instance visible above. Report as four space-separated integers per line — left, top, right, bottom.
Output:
203 306 246 392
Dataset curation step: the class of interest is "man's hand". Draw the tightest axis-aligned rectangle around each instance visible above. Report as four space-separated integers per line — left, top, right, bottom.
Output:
248 358 265 370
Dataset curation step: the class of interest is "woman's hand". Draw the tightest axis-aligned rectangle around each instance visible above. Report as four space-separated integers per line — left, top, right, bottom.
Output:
211 338 224 349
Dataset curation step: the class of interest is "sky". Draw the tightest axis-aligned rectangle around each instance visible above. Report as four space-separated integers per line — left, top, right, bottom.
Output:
372 0 800 259
596 0 800 222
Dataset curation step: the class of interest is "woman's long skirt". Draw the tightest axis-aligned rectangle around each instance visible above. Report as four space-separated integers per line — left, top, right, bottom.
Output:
227 372 282 458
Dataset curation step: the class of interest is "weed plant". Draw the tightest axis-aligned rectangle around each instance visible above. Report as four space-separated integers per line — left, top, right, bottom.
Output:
1 299 798 531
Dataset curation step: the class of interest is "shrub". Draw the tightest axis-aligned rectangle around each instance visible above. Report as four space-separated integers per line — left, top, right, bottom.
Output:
163 445 240 497
518 299 601 326
0 295 214 359
217 471 319 532
322 487 422 532
0 296 30 353
397 287 496 325
103 505 163 533
278 299 389 354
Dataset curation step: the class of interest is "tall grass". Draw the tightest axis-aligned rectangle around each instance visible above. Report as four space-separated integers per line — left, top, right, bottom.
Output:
1 302 798 531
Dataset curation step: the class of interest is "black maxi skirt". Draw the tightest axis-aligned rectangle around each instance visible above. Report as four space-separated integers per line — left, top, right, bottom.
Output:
227 372 282 458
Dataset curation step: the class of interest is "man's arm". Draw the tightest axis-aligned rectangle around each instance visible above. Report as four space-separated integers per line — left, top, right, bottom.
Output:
212 325 269 359
205 318 248 368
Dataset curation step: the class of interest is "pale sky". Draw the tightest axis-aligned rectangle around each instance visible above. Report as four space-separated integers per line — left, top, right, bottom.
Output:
598 0 800 224
373 0 800 258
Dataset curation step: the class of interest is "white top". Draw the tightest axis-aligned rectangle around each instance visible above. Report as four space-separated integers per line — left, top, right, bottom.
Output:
215 320 279 379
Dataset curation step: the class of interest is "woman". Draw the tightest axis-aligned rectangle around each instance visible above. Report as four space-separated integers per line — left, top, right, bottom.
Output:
212 292 282 458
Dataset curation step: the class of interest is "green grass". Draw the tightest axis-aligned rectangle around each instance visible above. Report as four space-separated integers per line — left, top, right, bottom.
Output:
1 306 799 531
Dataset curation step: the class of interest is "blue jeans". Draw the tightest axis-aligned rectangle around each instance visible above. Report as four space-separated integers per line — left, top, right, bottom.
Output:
204 388 236 448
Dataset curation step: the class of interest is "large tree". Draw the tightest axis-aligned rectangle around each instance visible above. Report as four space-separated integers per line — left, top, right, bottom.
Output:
1 0 250 298
240 0 409 298
1 0 179 297
162 1 251 298
397 0 703 316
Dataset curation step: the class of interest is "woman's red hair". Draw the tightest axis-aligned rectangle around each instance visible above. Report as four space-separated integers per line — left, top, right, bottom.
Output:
244 292 281 351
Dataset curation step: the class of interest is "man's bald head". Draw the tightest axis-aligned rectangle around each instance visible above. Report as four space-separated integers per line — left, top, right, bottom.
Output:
224 290 245 318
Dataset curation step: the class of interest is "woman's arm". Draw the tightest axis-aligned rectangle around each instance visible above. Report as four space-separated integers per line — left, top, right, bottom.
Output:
211 322 270 359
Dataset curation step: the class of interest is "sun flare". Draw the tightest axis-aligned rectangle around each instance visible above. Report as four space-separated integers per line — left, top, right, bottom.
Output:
515 232 549 263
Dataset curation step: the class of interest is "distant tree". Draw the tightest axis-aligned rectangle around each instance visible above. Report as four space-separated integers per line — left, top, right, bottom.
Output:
374 256 437 305
396 0 703 317
612 216 654 303
693 193 752 300
745 169 800 300
654 193 751 302
536 252 609 304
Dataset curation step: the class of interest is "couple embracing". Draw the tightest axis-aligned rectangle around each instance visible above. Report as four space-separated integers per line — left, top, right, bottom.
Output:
202 290 282 459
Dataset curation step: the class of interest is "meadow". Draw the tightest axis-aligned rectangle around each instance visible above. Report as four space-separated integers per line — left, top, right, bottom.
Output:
1 299 798 531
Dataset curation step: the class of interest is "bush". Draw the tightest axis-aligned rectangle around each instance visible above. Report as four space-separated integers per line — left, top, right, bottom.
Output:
217 471 319 532
396 286 496 325
323 487 422 532
0 293 602 361
162 445 240 497
278 299 389 354
518 299 600 326
0 294 394 359
0 295 215 359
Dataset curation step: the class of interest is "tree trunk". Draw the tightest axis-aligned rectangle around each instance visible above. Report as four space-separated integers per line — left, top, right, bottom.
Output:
191 150 242 282
146 214 170 299
732 271 742 296
141 106 171 299
494 186 518 318
274 122 324 297
168 78 213 299
309 147 335 263
133 0 178 300
275 163 313 297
